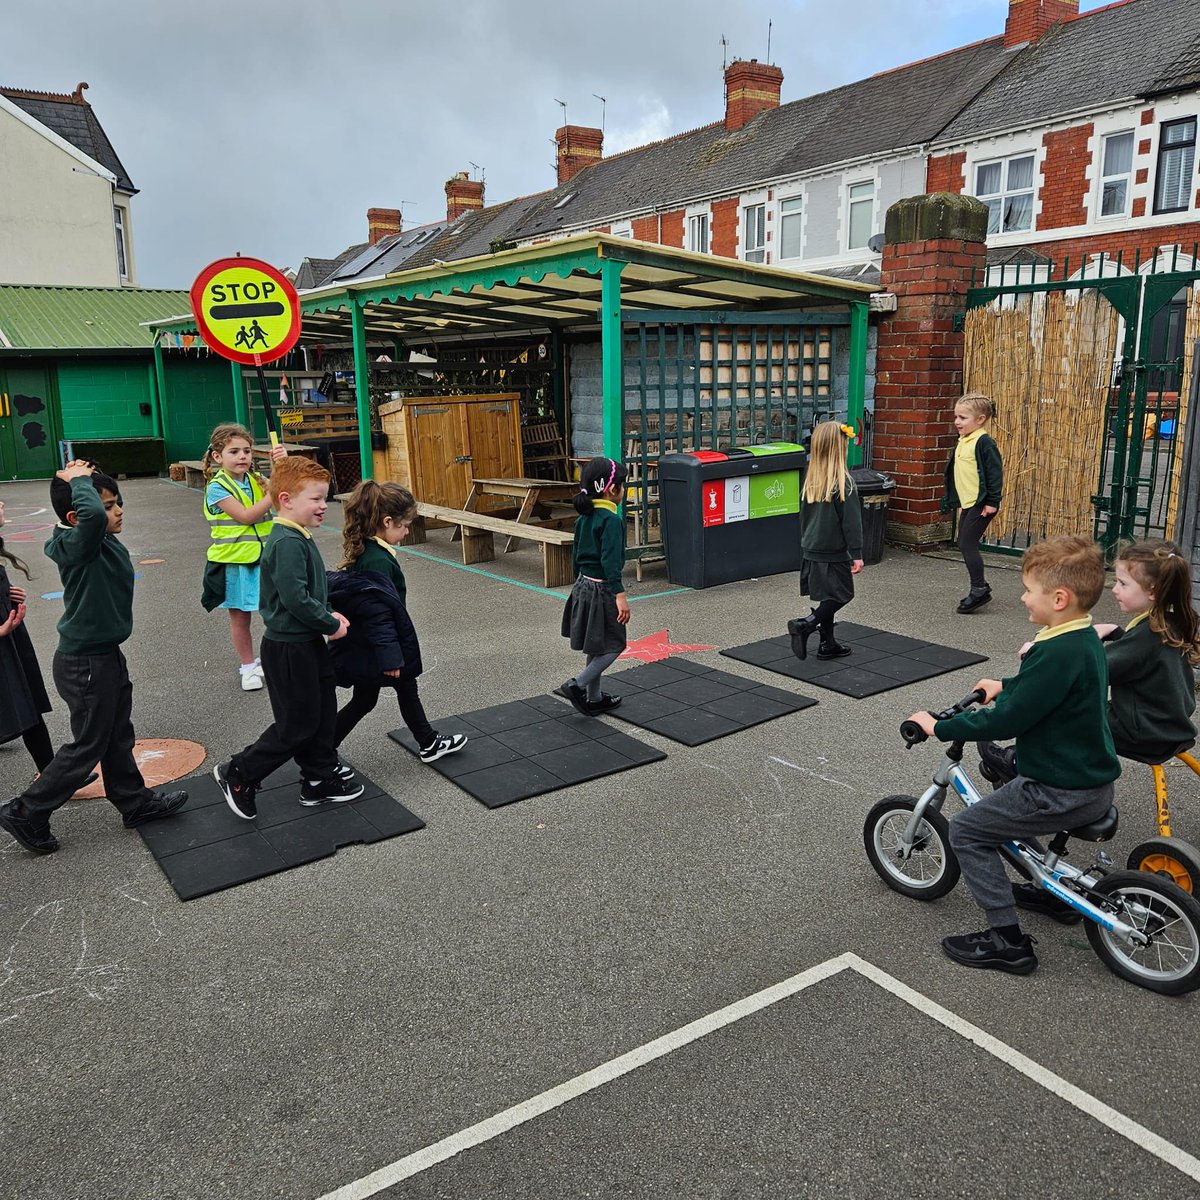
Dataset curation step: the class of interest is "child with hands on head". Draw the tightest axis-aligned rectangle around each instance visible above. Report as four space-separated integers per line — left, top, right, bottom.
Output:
789 421 863 662
213 456 359 822
907 535 1120 976
326 480 466 764
559 456 630 716
200 423 287 691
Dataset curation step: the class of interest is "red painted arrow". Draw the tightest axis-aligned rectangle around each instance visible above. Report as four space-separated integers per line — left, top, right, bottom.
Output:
618 629 716 663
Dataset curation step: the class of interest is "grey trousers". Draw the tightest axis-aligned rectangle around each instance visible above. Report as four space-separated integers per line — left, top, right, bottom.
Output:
949 774 1115 927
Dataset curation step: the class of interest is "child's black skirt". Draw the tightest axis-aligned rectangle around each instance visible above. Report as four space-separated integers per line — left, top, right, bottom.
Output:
800 558 854 605
562 576 627 655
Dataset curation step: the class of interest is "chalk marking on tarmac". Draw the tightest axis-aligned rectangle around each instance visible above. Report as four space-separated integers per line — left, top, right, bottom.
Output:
315 952 1200 1198
768 753 856 792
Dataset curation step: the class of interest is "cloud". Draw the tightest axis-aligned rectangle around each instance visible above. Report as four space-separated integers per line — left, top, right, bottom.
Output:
604 100 677 156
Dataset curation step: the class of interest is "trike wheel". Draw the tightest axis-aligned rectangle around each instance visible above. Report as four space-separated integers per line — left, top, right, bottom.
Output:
1084 870 1200 995
864 795 960 900
1127 836 1200 895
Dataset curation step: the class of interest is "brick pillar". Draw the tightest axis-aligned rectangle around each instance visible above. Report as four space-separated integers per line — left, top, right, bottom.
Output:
873 193 989 546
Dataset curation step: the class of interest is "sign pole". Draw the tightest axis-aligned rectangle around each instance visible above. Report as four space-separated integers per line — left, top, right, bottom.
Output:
254 355 280 448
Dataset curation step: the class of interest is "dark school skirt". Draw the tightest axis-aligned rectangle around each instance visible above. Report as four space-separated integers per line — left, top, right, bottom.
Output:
0 570 52 743
562 576 627 656
800 558 854 605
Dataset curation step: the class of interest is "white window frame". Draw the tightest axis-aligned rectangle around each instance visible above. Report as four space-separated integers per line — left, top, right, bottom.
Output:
608 220 633 239
777 193 803 260
1097 130 1134 220
742 203 766 263
687 212 710 254
1154 116 1197 215
113 204 128 280
973 153 1036 234
845 179 875 251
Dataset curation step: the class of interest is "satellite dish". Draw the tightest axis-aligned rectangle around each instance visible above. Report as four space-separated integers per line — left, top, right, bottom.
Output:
867 234 885 254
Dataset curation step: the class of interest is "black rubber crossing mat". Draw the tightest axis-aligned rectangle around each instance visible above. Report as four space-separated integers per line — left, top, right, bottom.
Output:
389 696 666 808
136 761 424 901
599 658 817 746
721 621 987 699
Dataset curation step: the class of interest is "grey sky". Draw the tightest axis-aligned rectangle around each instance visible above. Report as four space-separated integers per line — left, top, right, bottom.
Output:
4 1 1106 288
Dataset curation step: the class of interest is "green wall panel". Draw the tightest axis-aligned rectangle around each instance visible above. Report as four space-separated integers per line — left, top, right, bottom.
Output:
57 359 153 441
162 355 240 464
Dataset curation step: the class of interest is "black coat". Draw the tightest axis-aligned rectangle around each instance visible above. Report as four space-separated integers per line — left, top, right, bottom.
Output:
325 569 423 685
0 562 52 743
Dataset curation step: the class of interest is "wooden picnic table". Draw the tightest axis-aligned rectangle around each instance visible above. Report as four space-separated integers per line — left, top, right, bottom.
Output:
464 476 579 552
251 442 318 471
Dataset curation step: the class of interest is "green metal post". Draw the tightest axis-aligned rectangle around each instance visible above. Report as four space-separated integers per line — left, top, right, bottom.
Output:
231 358 249 429
847 301 867 467
351 298 373 481
600 259 625 461
150 339 166 442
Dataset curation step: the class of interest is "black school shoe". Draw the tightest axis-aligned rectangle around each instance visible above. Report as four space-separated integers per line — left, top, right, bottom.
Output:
587 693 622 714
815 640 853 660
558 680 593 716
942 928 1038 975
1013 883 1083 926
0 800 59 854
787 615 820 660
957 587 992 614
122 790 189 828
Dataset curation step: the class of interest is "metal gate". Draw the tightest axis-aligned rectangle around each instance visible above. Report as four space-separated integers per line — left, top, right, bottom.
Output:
620 312 850 551
965 247 1200 557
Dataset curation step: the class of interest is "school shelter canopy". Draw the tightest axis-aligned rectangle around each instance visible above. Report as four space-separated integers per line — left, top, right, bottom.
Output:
147 233 880 479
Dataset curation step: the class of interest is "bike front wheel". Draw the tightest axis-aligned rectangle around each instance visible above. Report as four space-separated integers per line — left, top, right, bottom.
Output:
1085 870 1200 995
864 795 960 900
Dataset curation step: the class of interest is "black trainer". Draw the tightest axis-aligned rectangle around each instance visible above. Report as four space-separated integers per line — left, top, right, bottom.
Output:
418 732 468 763
1013 883 1083 925
957 587 992 614
299 775 365 806
214 761 257 821
123 790 189 828
0 799 58 854
335 760 355 783
978 741 1017 787
942 928 1038 975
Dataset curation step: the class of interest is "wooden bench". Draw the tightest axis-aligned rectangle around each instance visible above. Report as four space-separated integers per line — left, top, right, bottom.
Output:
417 502 575 587
179 460 208 489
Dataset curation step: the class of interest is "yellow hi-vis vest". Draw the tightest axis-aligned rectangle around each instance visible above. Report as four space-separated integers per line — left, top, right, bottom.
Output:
205 469 273 564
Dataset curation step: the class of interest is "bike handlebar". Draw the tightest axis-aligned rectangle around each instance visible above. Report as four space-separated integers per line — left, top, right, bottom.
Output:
900 689 987 747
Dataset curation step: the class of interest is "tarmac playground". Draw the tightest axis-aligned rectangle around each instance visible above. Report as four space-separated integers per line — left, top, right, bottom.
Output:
2 476 1199 1200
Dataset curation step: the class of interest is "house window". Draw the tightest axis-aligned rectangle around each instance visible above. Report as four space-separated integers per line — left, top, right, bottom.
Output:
1098 131 1134 218
779 196 803 259
608 221 633 239
113 205 128 279
742 204 765 262
1154 117 1197 214
974 154 1035 233
846 181 874 250
687 213 709 254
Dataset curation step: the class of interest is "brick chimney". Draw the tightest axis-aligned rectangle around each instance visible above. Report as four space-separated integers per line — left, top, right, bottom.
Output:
554 125 603 185
367 207 402 246
445 171 485 221
724 59 783 132
1004 0 1079 48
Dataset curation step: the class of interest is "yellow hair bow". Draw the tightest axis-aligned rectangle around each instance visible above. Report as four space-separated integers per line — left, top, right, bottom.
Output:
840 423 856 439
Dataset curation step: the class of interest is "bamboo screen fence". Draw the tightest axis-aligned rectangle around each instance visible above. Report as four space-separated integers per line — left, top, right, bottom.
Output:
964 290 1121 548
1165 283 1200 538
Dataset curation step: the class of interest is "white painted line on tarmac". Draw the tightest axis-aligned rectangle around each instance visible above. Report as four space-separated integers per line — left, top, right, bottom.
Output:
315 952 1200 1198
313 953 854 1199
843 952 1200 1184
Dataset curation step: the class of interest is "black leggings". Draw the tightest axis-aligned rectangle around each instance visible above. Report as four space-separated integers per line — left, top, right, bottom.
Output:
958 505 995 591
335 676 435 750
810 598 847 644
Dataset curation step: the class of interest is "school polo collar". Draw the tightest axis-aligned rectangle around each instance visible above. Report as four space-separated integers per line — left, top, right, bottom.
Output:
273 518 312 539
1126 611 1149 631
1033 615 1093 643
371 536 398 558
593 500 618 513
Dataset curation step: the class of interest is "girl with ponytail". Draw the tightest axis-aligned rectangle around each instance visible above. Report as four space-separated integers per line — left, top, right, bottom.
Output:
559 456 630 715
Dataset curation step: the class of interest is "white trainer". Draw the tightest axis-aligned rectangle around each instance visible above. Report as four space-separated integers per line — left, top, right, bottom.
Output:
240 665 264 691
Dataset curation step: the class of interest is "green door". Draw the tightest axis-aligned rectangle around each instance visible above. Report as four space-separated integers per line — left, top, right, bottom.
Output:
0 366 60 481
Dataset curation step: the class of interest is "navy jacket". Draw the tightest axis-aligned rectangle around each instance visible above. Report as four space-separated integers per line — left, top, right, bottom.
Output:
325 569 423 685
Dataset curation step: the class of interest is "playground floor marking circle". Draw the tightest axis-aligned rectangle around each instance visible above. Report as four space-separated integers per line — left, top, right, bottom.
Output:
314 952 1200 1199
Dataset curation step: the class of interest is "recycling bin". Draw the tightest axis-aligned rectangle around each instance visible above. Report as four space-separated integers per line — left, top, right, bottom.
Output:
658 443 807 588
850 465 897 565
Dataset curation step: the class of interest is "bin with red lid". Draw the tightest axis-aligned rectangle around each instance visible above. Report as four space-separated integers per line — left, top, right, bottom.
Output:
658 442 807 588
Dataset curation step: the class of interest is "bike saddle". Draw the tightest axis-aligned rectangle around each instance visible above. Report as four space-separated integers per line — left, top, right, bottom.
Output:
1062 806 1119 843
